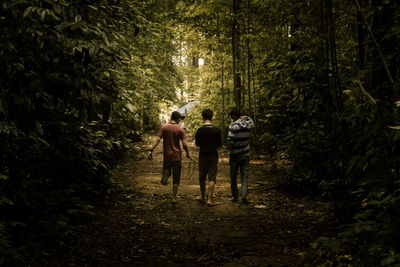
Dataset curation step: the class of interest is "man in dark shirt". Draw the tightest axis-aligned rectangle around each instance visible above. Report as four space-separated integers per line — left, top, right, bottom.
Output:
195 109 222 206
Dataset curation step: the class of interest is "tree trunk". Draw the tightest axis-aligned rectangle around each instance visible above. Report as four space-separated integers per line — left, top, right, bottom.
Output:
232 0 242 109
246 0 252 115
356 7 366 70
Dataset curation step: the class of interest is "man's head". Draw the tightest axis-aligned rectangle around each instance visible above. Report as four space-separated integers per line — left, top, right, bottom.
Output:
171 111 182 122
202 109 213 121
228 107 241 120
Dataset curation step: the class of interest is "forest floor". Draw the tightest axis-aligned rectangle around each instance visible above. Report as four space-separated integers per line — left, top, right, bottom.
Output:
33 138 329 267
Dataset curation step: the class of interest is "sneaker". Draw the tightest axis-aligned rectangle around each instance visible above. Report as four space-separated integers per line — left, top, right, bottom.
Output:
207 199 216 207
197 198 206 205
171 197 179 204
230 197 238 202
242 198 250 205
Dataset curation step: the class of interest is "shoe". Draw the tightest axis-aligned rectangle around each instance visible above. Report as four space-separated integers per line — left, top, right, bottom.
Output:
206 199 216 207
242 198 250 205
197 198 206 205
171 197 179 204
230 197 238 202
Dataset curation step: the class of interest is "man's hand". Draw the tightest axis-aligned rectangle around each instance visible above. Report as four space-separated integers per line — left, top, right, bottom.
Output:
182 140 190 160
147 150 153 160
148 136 161 160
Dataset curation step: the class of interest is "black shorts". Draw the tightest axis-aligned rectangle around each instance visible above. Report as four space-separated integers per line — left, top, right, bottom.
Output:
161 161 182 185
199 154 218 183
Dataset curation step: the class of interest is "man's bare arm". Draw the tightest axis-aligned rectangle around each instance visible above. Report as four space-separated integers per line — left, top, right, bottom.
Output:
148 136 161 160
182 139 190 159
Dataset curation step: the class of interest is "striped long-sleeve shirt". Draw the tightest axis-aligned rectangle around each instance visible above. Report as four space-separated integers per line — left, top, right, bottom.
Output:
227 117 254 156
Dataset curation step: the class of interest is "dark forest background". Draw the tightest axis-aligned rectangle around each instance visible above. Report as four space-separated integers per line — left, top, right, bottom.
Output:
1 0 400 266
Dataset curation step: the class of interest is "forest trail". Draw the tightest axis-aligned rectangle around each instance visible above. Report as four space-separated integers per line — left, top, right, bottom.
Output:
37 138 327 267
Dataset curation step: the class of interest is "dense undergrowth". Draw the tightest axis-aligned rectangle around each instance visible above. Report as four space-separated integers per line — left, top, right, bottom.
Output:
2 0 400 266
0 0 177 264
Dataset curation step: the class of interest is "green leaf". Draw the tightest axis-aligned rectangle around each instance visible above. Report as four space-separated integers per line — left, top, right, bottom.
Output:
89 46 99 57
88 5 98 11
355 79 377 104
40 9 46 22
23 6 33 18
0 197 14 206
381 255 395 265
35 137 50 146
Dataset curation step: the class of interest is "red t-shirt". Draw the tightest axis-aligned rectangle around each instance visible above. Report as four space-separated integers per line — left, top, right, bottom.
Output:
157 123 187 161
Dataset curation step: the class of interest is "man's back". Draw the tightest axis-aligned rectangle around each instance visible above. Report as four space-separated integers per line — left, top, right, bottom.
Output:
227 117 254 156
158 123 186 161
195 125 222 155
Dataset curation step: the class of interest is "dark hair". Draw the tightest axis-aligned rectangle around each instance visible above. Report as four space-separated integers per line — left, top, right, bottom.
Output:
171 111 181 121
202 109 213 120
228 107 241 118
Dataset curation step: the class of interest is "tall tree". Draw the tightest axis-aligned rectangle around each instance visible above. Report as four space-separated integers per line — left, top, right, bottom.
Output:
232 0 242 109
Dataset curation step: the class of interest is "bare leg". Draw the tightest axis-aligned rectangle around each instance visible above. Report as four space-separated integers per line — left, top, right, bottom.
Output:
207 181 216 206
172 184 179 199
199 158 207 202
171 161 181 203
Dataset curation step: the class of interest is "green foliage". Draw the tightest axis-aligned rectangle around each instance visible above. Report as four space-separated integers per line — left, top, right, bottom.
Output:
2 0 399 265
275 1 400 265
0 0 183 262
177 0 400 265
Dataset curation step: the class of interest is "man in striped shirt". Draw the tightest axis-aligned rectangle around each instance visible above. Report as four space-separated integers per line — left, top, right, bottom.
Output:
227 107 254 204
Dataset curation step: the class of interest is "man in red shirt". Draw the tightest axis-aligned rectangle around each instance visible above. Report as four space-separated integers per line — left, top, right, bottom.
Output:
148 111 190 201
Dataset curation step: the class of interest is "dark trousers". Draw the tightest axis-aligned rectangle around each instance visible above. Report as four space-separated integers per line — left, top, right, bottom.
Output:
229 155 250 199
161 161 182 185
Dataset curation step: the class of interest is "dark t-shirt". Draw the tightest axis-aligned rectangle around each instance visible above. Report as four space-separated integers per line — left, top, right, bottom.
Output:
157 123 187 161
195 124 222 156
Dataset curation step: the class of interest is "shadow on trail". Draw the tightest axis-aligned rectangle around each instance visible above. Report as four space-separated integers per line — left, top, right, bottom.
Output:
33 140 327 267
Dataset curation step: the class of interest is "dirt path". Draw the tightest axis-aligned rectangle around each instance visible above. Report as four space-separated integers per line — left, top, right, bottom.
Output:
36 140 327 267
